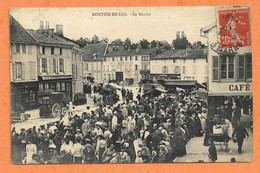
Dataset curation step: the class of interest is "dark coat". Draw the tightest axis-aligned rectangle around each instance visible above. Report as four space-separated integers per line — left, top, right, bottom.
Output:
208 144 217 162
232 124 249 139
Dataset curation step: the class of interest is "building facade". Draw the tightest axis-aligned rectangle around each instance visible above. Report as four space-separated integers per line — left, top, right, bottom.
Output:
150 48 208 84
82 44 108 84
103 46 158 83
10 16 39 111
201 15 252 117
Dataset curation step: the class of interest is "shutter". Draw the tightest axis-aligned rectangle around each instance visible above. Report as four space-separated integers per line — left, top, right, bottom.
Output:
57 59 59 73
21 63 25 80
50 59 53 74
212 56 220 81
39 58 42 74
47 59 50 74
40 46 42 54
12 63 16 81
63 59 66 74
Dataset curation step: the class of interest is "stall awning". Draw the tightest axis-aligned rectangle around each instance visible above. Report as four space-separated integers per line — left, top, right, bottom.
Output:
108 83 122 90
155 87 167 93
164 80 196 86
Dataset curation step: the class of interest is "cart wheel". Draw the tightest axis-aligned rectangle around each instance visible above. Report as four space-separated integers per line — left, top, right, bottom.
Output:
52 103 61 118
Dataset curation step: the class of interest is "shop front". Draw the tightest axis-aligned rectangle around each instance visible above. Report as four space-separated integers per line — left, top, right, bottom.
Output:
201 7 252 118
11 82 39 112
38 74 73 101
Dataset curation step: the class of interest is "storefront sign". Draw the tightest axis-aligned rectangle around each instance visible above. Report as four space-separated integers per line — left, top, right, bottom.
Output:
228 84 251 92
41 75 72 80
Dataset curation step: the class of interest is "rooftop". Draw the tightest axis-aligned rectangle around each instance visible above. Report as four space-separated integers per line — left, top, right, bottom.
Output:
10 16 38 44
151 47 207 60
103 47 159 57
82 43 108 61
27 29 76 47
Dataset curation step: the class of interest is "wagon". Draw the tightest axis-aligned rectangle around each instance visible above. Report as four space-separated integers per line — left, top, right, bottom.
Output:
38 90 70 118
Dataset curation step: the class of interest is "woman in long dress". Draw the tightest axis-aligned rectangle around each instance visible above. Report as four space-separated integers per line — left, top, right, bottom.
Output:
173 122 187 157
96 135 107 162
25 139 37 164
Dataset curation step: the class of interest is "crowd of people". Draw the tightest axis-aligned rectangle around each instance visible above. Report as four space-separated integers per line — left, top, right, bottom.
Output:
12 84 251 164
11 86 210 164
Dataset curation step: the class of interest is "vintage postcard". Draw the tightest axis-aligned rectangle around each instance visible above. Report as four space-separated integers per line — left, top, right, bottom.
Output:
10 6 253 164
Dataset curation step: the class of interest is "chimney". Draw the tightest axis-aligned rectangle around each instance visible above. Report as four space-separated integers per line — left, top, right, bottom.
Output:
56 24 64 36
136 44 142 53
40 21 44 29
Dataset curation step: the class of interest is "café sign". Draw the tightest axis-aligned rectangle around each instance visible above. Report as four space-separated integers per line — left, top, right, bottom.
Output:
40 75 73 80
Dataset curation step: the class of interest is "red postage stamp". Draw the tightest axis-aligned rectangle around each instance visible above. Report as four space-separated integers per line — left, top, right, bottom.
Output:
218 8 251 48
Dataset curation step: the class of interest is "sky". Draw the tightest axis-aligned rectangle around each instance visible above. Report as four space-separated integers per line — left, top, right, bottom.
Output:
10 7 216 45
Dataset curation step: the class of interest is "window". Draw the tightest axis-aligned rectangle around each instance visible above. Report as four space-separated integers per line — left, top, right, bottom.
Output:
42 46 45 54
135 65 138 70
53 59 57 73
220 55 234 79
39 83 44 91
183 66 186 74
193 58 196 63
60 48 62 55
59 59 64 73
86 63 88 71
29 62 36 80
120 57 122 61
22 45 26 53
125 56 127 61
173 59 176 63
56 82 61 91
51 47 54 55
162 66 168 73
112 57 114 61
104 74 107 80
238 54 252 80
50 83 56 91
16 44 20 53
42 58 47 73
44 83 49 90
183 59 186 63
15 62 22 79
135 56 138 61
130 56 132 61
61 82 65 91
174 66 180 74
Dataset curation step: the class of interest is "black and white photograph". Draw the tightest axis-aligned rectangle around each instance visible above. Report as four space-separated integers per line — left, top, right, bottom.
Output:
10 7 253 164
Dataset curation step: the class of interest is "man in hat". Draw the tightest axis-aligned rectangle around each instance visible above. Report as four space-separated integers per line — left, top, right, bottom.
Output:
232 121 249 153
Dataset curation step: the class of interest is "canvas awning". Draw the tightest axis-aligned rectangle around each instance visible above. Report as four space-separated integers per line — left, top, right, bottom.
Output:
108 83 122 90
155 87 167 93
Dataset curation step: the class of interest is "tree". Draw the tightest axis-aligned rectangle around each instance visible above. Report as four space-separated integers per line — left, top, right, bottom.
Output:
159 40 171 50
100 37 109 43
131 43 138 50
75 37 89 48
172 37 189 49
140 39 150 49
151 40 158 48
91 35 100 44
192 41 205 49
124 38 131 50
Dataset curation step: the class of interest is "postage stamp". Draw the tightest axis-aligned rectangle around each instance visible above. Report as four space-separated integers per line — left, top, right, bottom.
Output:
218 7 251 48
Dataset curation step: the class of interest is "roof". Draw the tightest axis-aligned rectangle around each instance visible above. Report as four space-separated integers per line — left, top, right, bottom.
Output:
164 80 197 86
103 47 159 57
82 44 108 61
151 47 207 60
54 34 81 49
27 29 75 47
10 16 38 44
